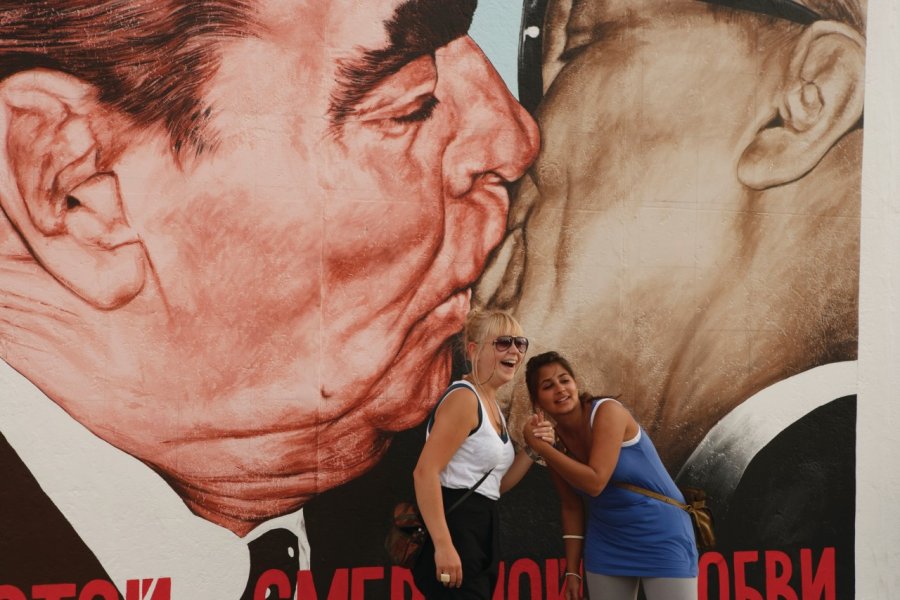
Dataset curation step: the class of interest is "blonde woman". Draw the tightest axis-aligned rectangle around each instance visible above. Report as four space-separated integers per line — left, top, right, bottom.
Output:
412 308 553 599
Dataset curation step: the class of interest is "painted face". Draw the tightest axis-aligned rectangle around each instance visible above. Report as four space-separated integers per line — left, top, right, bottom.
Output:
495 0 859 466
505 0 764 428
6 0 538 528
533 363 580 417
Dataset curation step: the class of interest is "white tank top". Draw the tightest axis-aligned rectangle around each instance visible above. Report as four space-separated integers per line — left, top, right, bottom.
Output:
427 380 515 500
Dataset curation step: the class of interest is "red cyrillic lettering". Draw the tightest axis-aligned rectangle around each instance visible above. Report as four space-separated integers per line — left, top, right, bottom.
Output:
32 584 76 600
764 550 797 600
253 570 291 600
147 579 169 600
125 579 170 600
507 558 541 600
492 561 505 600
801 548 836 600
326 568 349 600
297 570 318 600
350 567 382 600
734 551 763 600
544 559 564 600
389 567 423 600
79 580 119 600
0 584 26 600
699 551 729 600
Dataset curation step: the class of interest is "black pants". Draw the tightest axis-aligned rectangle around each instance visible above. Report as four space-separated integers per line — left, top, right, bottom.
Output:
412 488 499 599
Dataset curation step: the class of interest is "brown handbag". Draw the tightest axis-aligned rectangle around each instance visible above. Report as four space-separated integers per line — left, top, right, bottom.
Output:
613 482 716 551
385 470 493 569
384 501 429 569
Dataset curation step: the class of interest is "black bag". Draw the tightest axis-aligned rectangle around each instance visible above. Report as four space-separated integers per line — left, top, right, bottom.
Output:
385 470 493 568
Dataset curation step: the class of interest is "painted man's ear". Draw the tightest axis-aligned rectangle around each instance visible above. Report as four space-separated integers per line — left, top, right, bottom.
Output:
0 70 146 309
738 21 865 190
541 0 576 94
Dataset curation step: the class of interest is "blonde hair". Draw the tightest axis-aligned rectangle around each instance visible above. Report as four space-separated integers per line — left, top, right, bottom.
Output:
463 307 525 386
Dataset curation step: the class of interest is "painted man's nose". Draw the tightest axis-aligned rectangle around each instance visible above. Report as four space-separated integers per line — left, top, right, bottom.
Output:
442 37 540 198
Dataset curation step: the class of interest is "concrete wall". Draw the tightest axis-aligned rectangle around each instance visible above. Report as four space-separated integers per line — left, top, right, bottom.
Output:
0 1 897 598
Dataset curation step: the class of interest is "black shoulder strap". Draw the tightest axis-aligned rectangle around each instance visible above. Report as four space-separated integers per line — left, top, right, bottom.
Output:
446 469 494 515
426 381 481 435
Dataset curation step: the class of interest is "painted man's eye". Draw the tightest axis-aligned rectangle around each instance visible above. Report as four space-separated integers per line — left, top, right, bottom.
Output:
391 95 440 124
559 44 591 63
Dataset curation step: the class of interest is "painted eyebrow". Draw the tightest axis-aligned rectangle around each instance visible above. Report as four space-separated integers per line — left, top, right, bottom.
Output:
328 0 477 131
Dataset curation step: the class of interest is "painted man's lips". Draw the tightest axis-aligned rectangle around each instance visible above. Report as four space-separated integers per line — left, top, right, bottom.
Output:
361 288 471 432
393 288 471 372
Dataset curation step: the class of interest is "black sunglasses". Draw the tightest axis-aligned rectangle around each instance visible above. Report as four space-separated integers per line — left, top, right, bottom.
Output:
518 0 823 114
492 336 530 353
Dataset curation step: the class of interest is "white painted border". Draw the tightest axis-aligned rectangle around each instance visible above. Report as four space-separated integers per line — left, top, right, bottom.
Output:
857 0 900 596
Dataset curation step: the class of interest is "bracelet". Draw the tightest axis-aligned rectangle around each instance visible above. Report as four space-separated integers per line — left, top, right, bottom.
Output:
562 534 584 540
564 572 583 581
524 446 542 462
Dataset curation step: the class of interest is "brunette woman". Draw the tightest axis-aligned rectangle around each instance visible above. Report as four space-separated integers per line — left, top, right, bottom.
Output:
524 351 698 600
412 308 553 599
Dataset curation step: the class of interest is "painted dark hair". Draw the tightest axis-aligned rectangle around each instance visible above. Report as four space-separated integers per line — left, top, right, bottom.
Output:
0 1 256 157
525 350 594 405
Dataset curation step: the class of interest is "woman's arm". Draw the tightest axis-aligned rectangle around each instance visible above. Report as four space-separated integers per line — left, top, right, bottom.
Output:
499 414 555 493
525 401 633 496
412 388 478 588
550 467 586 600
499 448 534 494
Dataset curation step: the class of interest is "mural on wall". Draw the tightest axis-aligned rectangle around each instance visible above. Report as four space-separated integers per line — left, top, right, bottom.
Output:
0 0 538 598
480 0 863 598
310 0 864 598
0 0 865 599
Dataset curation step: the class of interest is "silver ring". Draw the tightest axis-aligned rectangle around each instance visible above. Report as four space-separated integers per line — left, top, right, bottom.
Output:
440 573 450 583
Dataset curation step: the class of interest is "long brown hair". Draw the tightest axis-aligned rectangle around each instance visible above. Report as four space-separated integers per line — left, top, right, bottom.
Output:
525 351 594 405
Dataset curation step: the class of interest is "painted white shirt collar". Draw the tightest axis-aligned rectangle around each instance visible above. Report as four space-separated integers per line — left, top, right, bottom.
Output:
677 360 857 500
0 358 310 597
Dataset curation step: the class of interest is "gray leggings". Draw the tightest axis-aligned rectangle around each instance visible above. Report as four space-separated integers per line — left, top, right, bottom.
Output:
585 572 698 600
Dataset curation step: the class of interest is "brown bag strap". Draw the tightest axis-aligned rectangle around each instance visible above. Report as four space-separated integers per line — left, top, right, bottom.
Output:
612 481 690 512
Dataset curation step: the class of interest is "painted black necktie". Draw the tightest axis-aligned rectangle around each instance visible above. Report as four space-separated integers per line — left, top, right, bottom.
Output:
240 528 300 600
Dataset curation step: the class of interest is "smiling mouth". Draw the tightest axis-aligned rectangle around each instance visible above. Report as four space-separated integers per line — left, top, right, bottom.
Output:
500 359 518 368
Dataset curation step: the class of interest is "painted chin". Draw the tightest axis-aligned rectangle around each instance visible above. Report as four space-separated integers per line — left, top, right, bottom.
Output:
367 289 470 430
405 289 470 362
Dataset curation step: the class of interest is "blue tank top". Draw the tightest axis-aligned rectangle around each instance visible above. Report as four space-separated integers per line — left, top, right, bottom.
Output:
583 399 698 578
